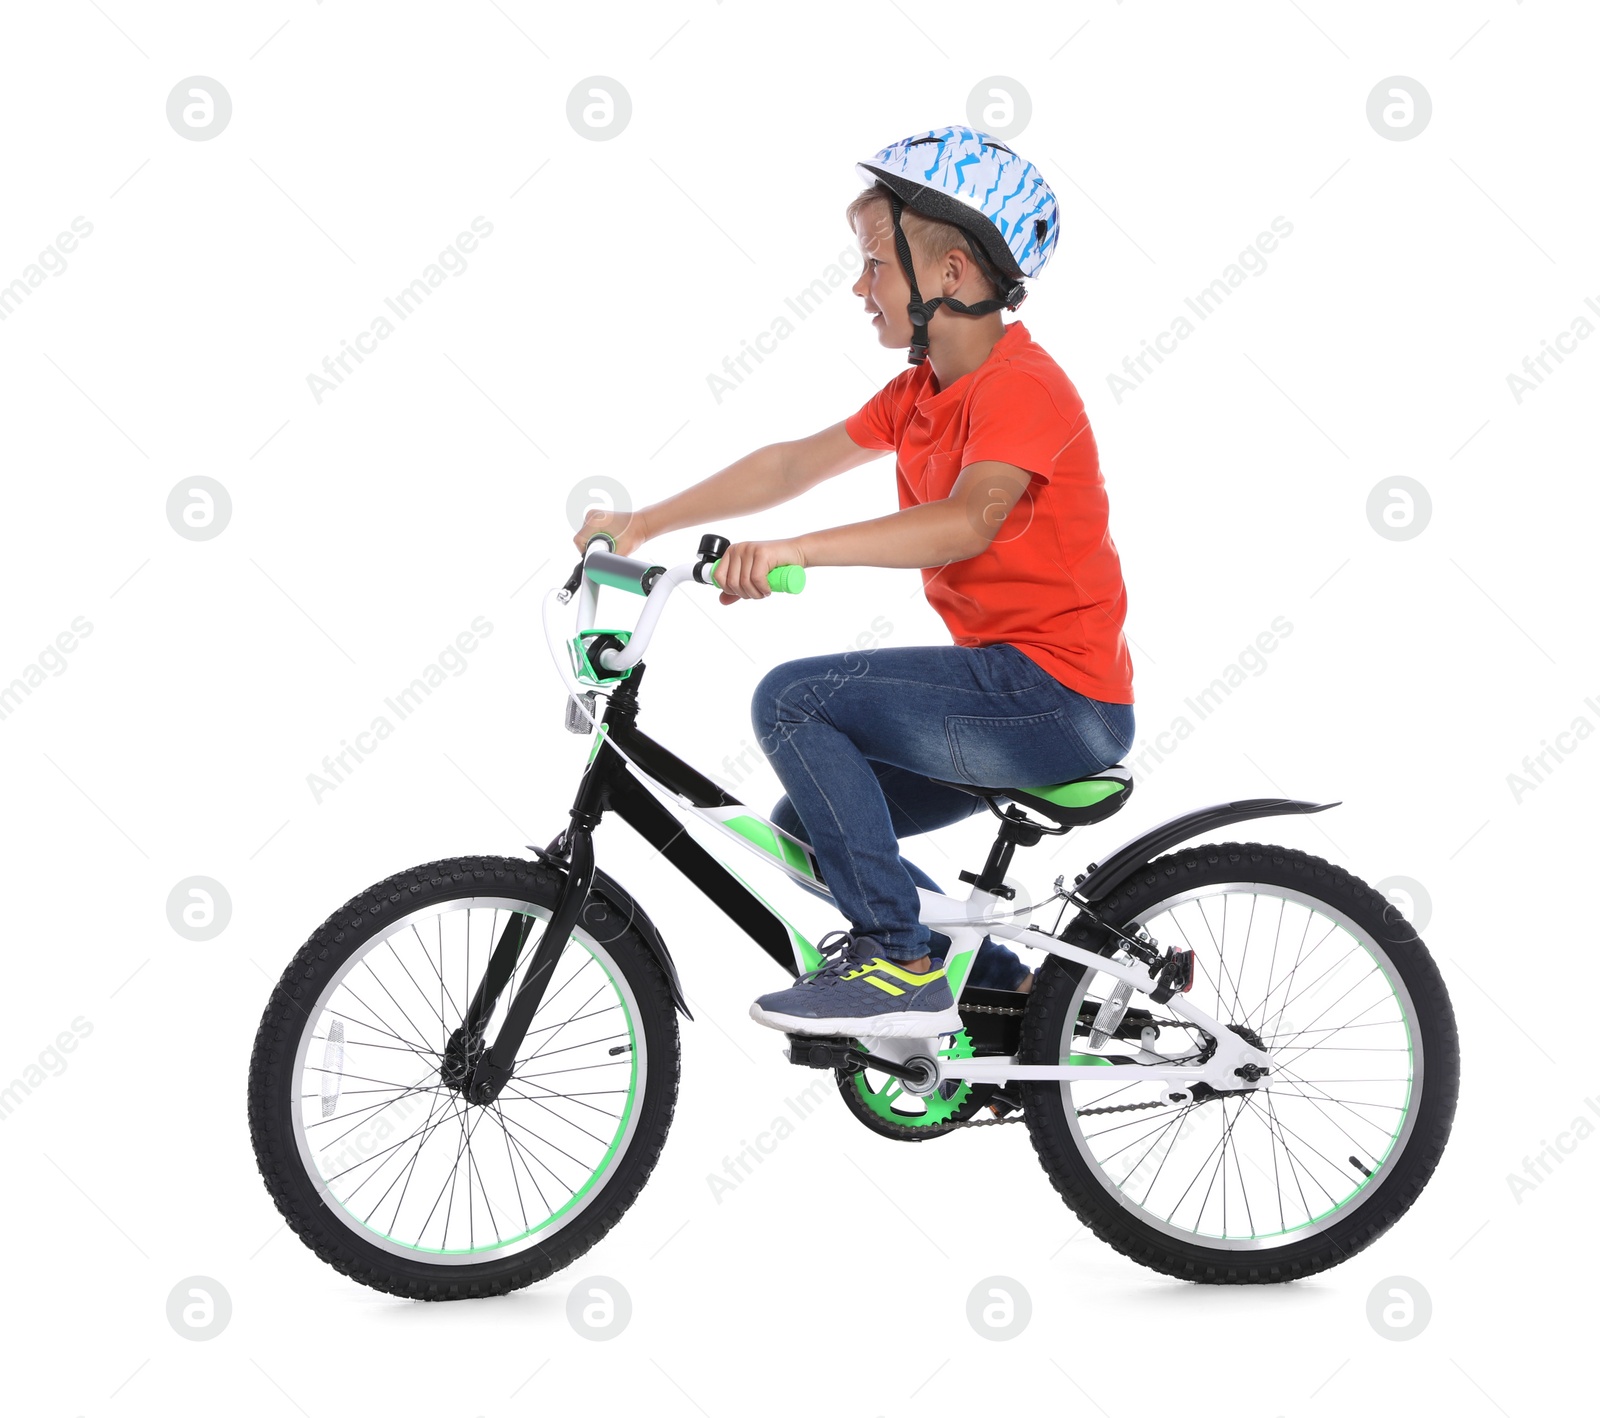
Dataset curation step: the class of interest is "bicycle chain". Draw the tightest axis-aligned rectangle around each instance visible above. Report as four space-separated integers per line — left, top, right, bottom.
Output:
911 1092 1168 1133
908 1107 1028 1135
1075 1098 1170 1116
919 1004 1207 1128
922 1093 1171 1131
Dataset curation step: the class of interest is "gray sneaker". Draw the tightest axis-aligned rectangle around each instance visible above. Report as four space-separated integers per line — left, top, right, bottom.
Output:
749 930 962 1038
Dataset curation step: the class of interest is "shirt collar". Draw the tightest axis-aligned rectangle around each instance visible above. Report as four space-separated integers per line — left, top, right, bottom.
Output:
918 321 1028 411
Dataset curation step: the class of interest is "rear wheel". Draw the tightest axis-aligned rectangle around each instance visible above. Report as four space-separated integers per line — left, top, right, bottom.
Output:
248 855 680 1299
1020 842 1458 1283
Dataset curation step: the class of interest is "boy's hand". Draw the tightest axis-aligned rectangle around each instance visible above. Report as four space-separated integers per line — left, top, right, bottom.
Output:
573 507 651 558
715 539 806 604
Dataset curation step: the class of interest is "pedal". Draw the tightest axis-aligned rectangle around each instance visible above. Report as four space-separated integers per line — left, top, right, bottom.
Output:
1148 948 1196 1005
987 1086 1024 1120
786 1034 858 1071
784 1035 935 1088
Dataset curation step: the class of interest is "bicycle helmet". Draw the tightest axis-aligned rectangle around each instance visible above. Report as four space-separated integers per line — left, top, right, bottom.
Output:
856 125 1060 364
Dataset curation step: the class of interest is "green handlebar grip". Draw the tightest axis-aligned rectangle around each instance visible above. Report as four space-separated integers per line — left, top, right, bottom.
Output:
709 558 806 594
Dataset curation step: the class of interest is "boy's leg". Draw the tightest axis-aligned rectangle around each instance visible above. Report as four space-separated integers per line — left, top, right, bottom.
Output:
748 644 1131 1034
772 763 1034 990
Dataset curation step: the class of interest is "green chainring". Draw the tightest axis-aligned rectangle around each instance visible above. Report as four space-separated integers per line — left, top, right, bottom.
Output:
851 1028 979 1129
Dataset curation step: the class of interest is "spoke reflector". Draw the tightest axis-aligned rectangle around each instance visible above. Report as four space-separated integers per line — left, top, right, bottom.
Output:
321 1019 345 1118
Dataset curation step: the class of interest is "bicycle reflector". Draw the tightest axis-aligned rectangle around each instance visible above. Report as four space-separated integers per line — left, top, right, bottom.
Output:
320 1018 345 1119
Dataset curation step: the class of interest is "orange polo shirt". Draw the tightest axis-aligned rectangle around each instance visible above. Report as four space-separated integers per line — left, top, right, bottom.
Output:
844 321 1134 704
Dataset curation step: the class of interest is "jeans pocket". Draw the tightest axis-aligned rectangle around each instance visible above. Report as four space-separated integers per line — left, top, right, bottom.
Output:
975 643 1049 696
946 709 1066 786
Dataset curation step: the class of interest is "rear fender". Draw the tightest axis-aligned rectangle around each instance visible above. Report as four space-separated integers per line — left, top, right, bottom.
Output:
1075 798 1339 906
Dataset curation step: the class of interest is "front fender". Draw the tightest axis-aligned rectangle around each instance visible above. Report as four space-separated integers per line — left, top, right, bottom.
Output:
583 867 693 1021
528 844 691 1020
1075 798 1338 905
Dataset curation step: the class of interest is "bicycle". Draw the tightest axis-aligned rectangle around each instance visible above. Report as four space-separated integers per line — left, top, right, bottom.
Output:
248 532 1460 1297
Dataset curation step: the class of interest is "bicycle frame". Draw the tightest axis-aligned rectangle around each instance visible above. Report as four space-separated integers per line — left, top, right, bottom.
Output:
574 706 1272 1092
457 541 1280 1105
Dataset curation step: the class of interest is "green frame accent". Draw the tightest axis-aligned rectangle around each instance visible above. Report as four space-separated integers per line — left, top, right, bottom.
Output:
944 948 976 998
720 860 819 972
725 813 816 881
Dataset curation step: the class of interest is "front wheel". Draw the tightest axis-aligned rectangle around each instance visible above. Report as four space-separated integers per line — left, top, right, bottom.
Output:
248 855 680 1299
1020 842 1459 1283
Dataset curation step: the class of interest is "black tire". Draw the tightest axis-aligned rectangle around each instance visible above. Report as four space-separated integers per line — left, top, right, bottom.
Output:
1019 842 1459 1283
247 855 680 1300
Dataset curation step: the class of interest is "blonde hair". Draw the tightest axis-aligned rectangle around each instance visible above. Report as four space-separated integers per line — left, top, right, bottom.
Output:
845 186 999 298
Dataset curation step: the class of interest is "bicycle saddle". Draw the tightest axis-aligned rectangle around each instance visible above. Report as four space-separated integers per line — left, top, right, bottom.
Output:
931 765 1133 827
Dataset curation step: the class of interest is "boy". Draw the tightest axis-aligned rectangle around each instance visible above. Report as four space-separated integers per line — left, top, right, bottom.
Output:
577 126 1134 1039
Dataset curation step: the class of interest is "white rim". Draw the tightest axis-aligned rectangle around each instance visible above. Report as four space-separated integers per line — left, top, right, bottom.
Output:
289 897 646 1265
1059 883 1420 1251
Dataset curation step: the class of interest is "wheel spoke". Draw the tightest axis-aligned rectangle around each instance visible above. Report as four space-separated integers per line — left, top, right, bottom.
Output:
1061 880 1423 1250
284 895 645 1262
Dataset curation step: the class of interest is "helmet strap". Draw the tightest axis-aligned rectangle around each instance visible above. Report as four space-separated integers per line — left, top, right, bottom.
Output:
885 190 1028 367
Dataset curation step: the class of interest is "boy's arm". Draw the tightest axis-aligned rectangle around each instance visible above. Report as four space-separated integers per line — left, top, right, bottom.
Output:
713 461 1034 602
572 422 881 555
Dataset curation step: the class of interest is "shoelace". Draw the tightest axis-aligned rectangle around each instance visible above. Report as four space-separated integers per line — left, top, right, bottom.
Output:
796 929 874 987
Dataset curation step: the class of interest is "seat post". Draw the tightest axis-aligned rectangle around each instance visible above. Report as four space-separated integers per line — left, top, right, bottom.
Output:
961 807 1045 898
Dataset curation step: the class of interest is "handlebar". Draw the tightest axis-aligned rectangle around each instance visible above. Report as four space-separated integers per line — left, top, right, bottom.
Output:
584 547 666 596
551 531 806 685
578 540 805 598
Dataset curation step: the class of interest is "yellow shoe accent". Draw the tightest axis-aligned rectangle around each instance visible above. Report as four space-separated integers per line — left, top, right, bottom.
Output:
869 957 946 986
837 957 943 994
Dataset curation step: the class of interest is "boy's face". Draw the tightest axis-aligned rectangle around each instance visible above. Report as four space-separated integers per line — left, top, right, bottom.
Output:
851 203 919 349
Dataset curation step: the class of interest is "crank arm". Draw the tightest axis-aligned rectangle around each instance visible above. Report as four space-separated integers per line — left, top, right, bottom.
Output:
467 828 597 1104
784 1035 934 1086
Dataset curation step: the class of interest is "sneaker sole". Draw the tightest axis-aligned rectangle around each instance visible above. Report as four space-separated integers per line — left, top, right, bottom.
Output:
748 1002 965 1038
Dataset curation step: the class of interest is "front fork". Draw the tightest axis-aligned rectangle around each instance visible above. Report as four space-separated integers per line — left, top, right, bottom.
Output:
448 822 597 1105
448 745 608 1105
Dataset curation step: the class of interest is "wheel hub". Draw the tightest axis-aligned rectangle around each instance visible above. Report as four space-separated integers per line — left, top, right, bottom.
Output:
440 1024 486 1095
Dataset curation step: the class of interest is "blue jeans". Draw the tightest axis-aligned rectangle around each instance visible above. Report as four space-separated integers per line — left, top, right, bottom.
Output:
752 643 1135 986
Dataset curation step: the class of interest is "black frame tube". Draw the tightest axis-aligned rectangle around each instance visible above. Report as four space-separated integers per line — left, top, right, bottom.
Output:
466 677 803 1101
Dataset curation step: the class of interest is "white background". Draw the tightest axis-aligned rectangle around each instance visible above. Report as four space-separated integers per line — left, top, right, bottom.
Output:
1 1 1593 1413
